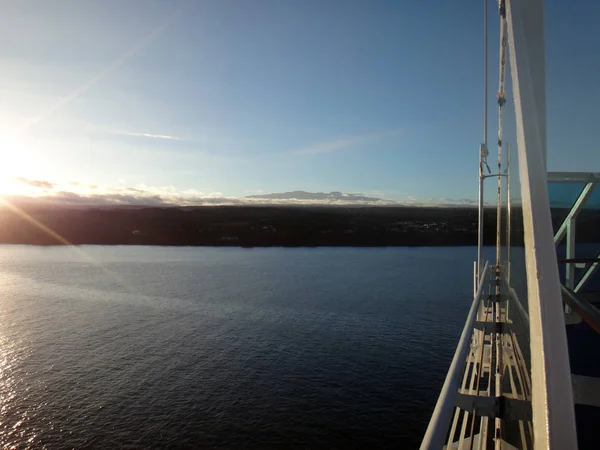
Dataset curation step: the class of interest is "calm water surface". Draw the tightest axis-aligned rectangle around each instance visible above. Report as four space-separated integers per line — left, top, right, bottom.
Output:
0 246 478 449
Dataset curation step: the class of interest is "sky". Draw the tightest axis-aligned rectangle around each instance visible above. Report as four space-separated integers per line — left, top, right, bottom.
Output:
0 0 599 206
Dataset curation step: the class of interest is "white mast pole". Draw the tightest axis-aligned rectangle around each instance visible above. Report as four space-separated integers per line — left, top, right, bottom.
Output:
506 0 577 447
477 0 489 284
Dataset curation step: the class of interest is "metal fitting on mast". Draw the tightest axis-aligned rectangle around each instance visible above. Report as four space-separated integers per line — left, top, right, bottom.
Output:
480 143 489 159
498 0 506 18
497 92 506 107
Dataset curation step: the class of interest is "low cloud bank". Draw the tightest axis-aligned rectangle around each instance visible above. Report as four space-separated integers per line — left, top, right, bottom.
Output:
10 177 478 207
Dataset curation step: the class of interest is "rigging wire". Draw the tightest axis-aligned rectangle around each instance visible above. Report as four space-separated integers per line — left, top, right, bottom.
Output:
496 1 508 270
494 2 508 443
477 0 489 283
483 0 488 148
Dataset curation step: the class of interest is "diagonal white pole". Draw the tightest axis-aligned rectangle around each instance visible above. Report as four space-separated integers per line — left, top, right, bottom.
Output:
506 0 577 448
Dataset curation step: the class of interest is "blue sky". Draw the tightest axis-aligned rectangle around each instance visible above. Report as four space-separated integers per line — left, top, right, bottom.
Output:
0 0 598 205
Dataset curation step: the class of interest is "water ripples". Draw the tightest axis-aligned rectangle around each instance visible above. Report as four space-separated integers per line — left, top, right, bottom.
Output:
0 246 476 449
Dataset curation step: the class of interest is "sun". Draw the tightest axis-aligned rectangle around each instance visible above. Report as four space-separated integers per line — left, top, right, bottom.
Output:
0 132 42 195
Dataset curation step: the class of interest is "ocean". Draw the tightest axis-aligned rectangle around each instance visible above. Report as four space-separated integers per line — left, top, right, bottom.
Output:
0 246 480 449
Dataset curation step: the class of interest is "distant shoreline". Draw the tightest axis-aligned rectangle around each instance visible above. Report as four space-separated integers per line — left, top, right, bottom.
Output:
0 204 593 247
0 242 486 248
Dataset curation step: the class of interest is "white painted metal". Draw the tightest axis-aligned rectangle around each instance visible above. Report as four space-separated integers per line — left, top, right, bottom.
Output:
496 151 502 269
547 172 600 183
506 0 577 448
441 275 532 449
571 374 600 407
506 0 547 168
478 144 487 283
551 180 596 300
561 285 600 334
553 183 595 245
564 218 576 313
575 253 600 293
501 276 529 325
482 173 507 180
565 218 576 290
420 263 490 450
506 143 511 285
478 0 489 285
493 291 502 450
474 261 478 298
496 13 507 271
483 0 488 148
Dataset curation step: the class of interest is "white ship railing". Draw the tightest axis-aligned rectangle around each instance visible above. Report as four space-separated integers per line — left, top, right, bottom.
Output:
561 285 600 334
550 171 600 294
422 0 579 447
420 262 490 450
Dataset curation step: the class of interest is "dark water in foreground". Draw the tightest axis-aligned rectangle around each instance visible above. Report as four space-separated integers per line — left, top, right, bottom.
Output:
0 246 478 449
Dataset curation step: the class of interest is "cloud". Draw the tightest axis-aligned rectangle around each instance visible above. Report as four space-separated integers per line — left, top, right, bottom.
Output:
5 185 396 207
246 190 385 203
7 176 478 208
6 191 166 207
120 131 182 141
401 198 479 208
11 190 482 208
289 130 400 156
291 136 366 155
202 192 224 199
15 177 56 190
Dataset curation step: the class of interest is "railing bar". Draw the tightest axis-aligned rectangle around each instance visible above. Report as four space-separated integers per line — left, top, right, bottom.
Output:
500 275 529 326
519 421 528 450
558 258 600 264
504 335 529 449
561 285 600 334
547 172 600 183
447 406 462 447
553 182 595 245
458 411 470 449
468 297 493 450
459 327 483 448
449 322 483 448
480 287 494 450
507 332 528 400
462 336 485 449
575 253 600 293
511 330 532 398
478 416 488 450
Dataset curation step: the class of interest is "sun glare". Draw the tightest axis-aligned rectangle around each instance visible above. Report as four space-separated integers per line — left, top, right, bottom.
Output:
0 132 42 196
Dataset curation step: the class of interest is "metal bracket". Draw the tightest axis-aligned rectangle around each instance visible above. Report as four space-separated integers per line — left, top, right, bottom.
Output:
487 293 506 302
473 321 512 333
454 394 532 421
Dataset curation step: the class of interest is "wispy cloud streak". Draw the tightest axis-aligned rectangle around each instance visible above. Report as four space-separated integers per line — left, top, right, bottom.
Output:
289 130 400 156
16 176 56 189
120 131 182 141
292 136 366 155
